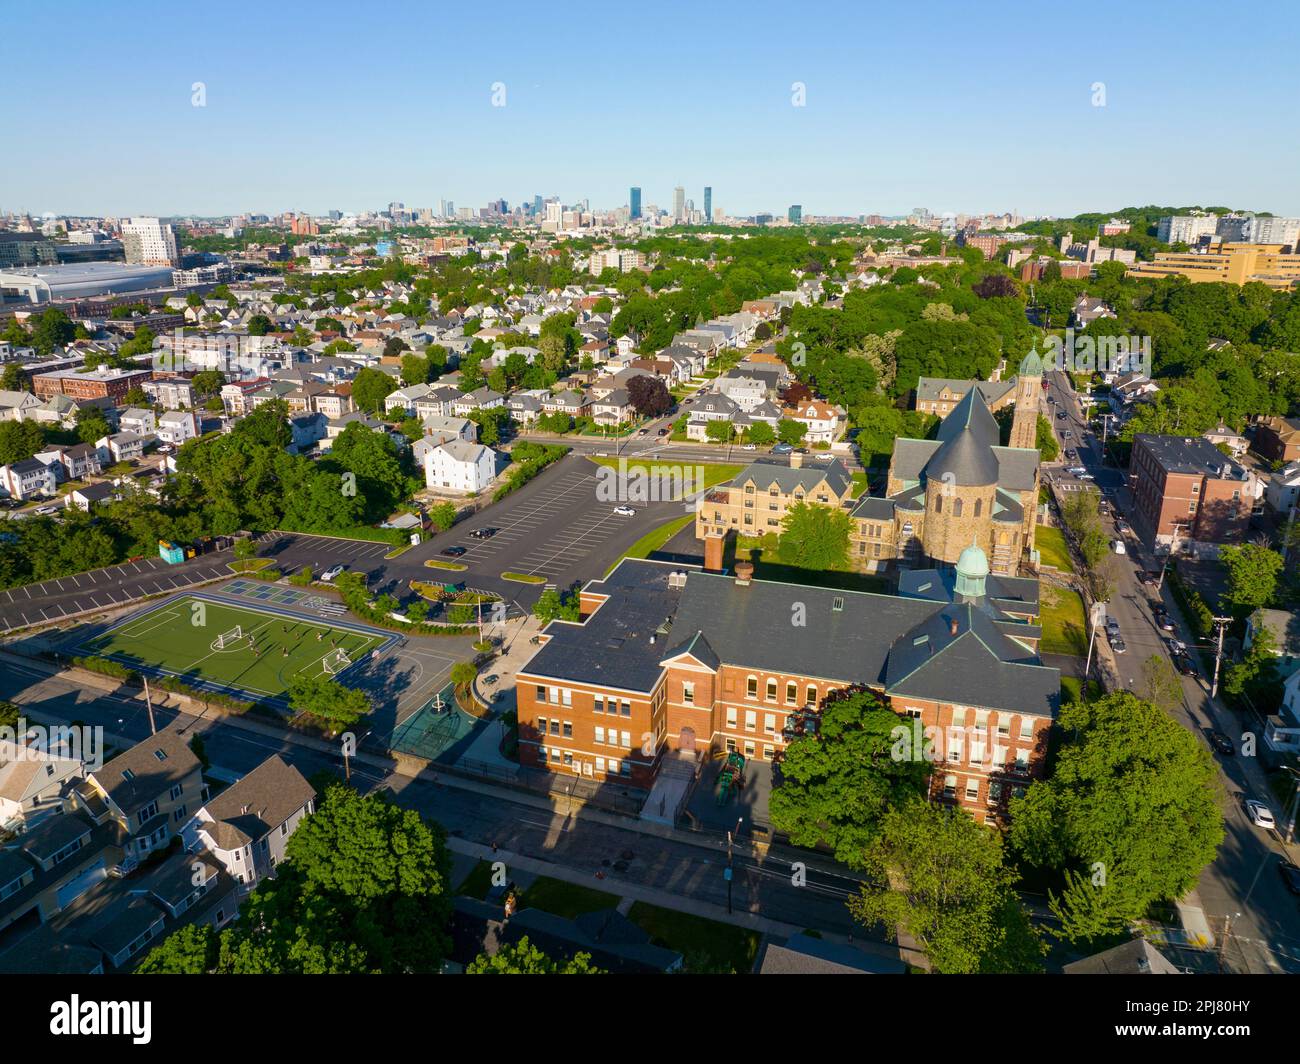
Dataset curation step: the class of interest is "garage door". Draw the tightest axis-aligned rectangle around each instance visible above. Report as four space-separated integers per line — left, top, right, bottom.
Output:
56 861 106 909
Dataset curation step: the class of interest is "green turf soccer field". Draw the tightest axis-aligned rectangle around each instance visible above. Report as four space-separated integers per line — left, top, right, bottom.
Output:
77 595 387 700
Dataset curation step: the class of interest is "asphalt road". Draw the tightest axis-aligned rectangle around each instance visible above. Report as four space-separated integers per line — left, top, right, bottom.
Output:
1045 371 1300 973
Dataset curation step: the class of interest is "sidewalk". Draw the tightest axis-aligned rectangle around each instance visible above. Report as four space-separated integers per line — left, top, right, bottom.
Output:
446 836 922 971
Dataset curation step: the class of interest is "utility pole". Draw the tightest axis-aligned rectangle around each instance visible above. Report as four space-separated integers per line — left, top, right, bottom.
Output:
1083 599 1106 693
1283 766 1300 845
1210 616 1233 699
142 676 157 735
1154 523 1184 593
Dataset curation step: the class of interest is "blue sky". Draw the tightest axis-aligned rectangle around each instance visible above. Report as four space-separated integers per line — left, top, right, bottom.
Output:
4 0 1298 219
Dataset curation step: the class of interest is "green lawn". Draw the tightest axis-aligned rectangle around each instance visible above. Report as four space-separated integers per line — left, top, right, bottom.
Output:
1039 582 1088 656
78 596 386 700
609 514 696 575
1059 676 1102 705
1035 524 1073 571
627 901 761 974
519 876 620 919
586 456 743 494
456 859 496 900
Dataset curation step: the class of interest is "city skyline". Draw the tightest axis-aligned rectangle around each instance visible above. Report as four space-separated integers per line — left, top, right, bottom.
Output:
4 0 1299 219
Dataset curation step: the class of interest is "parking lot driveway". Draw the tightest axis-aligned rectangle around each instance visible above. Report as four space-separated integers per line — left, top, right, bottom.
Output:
0 551 238 634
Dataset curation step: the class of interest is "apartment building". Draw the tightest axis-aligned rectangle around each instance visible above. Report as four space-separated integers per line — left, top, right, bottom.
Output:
1251 415 1300 464
515 549 1058 822
696 455 854 539
121 217 179 266
1128 434 1255 553
913 376 1016 418
1156 214 1220 245
31 367 151 402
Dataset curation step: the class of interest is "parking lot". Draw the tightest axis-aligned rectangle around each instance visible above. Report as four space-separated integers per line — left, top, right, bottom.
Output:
0 553 236 634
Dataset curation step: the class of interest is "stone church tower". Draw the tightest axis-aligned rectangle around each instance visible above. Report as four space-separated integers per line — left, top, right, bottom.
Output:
1008 351 1043 451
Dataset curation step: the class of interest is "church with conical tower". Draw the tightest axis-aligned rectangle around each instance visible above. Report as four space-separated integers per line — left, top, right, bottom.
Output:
849 355 1042 576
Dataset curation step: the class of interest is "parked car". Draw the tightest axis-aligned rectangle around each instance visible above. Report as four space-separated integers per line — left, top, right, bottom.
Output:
741 443 756 451
34 505 59 515
321 564 345 582
1246 799 1276 831
1109 637 1127 654
637 428 648 436
816 452 833 460
772 442 794 454
1174 653 1196 677
469 527 498 539
1113 539 1126 555
1114 519 1128 534
1152 605 1174 632
1067 466 1088 476
1076 472 1095 481
613 505 636 517
1280 860 1300 896
1209 731 1235 756
441 545 468 557
657 428 669 436
1105 616 1121 635
1056 411 1067 420
683 398 693 404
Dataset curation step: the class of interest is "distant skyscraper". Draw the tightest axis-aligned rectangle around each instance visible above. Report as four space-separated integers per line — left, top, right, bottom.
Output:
704 187 712 223
788 204 803 224
121 216 178 266
630 187 642 220
533 195 543 216
673 186 685 222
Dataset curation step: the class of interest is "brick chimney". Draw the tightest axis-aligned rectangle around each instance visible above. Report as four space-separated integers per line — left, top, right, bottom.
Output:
789 451 802 469
948 617 959 636
704 532 726 573
734 560 754 585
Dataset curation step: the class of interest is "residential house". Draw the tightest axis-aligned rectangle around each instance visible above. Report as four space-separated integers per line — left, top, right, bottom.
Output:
591 388 633 426
118 408 157 436
424 440 497 494
451 387 504 417
0 390 42 422
384 383 433 417
0 458 57 500
69 729 203 869
914 377 1017 418
95 432 146 465
1264 462 1300 514
0 738 85 833
783 398 844 445
157 410 200 446
1252 415 1300 464
181 755 315 892
64 481 118 511
687 394 741 440
289 411 328 452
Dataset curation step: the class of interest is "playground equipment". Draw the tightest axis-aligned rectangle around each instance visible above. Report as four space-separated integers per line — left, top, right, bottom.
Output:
716 752 745 805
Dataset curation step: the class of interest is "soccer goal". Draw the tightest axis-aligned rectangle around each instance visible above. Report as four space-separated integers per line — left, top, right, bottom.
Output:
211 625 243 651
320 646 353 675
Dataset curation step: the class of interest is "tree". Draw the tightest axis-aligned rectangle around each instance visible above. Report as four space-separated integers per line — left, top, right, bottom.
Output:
428 501 457 532
0 420 48 465
0 700 18 730
467 937 601 974
246 314 275 336
76 407 112 447
746 421 776 446
704 420 734 443
1140 654 1183 713
233 537 257 563
136 923 219 974
218 785 453 973
532 587 580 624
287 675 372 735
626 374 671 418
1035 415 1060 462
1009 692 1223 945
351 367 398 414
30 308 75 355
450 661 478 690
769 688 929 867
0 362 27 390
777 501 851 570
776 419 807 447
847 801 1045 973
1220 543 1283 617
400 353 432 386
